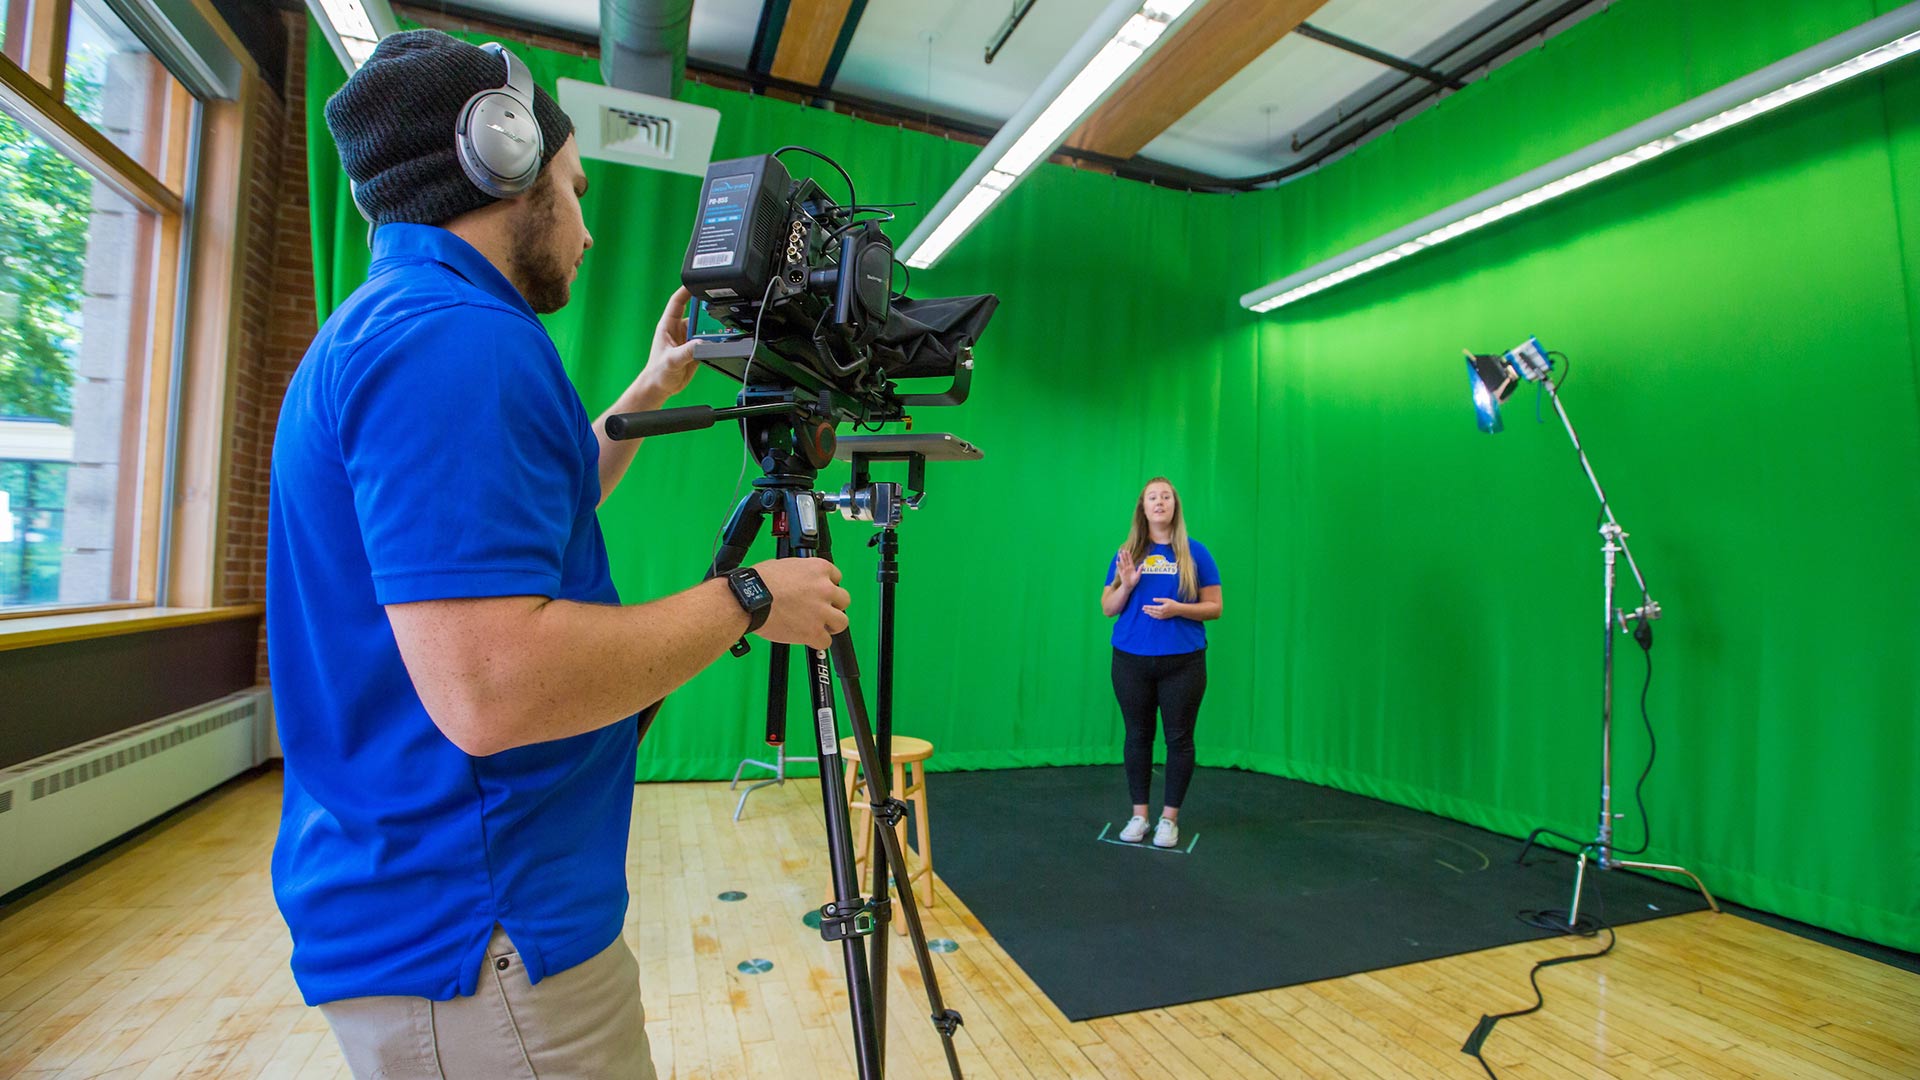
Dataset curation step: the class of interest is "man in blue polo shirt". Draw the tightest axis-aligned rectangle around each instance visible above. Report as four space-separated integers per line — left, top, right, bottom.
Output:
268 31 849 1079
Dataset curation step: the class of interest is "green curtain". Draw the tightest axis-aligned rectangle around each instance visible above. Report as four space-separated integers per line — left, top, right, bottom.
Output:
303 0 1919 953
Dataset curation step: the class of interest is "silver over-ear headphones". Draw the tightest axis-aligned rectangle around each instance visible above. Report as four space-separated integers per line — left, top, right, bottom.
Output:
455 42 542 198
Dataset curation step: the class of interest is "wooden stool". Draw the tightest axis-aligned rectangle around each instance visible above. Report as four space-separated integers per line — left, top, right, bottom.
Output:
840 735 936 929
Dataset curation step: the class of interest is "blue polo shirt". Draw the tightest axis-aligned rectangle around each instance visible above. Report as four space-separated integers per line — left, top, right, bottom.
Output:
266 224 634 1006
1106 541 1221 656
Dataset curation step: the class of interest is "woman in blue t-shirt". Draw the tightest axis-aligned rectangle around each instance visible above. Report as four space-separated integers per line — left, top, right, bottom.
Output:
1100 477 1223 848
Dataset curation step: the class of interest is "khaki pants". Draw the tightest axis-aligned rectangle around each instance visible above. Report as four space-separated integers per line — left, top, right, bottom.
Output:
320 926 656 1079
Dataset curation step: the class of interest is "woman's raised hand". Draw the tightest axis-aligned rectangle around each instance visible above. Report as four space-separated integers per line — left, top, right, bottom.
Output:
1116 549 1142 589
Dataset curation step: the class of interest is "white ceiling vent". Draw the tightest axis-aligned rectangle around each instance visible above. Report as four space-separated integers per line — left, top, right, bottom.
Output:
557 78 720 177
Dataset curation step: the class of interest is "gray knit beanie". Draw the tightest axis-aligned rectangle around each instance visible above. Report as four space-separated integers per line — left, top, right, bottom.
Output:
325 29 575 227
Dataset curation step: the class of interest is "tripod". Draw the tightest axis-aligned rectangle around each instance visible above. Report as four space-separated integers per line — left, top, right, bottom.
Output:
611 388 967 1080
1512 374 1719 931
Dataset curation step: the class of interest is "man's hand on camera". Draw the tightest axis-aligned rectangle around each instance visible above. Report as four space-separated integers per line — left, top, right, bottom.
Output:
748 557 851 650
632 286 700 404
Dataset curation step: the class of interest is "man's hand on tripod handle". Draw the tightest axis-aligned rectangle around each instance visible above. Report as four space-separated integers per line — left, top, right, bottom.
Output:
749 557 852 651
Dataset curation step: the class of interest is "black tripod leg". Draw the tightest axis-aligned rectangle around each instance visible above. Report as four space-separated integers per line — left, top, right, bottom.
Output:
858 650 891 1067
639 491 769 744
766 533 793 749
868 527 899 1061
705 491 770 581
813 511 893 1060
808 641 884 1079
791 495 884 1080
831 630 965 1080
766 642 791 748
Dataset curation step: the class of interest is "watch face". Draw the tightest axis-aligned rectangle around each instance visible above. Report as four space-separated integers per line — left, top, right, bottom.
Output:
735 574 771 606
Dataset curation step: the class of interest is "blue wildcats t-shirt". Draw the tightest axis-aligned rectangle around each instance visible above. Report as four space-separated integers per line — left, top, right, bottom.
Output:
266 224 634 1006
1106 541 1221 656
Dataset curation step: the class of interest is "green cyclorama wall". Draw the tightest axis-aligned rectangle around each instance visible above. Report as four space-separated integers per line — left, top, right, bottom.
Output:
302 0 1918 952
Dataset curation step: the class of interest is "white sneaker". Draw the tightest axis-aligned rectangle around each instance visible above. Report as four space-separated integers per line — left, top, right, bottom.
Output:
1152 817 1179 848
1118 815 1150 842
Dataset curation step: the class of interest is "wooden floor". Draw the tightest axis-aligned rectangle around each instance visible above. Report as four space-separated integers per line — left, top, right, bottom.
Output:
1 770 1915 1079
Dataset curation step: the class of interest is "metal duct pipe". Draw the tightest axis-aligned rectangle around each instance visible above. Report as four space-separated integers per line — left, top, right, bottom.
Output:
600 0 694 97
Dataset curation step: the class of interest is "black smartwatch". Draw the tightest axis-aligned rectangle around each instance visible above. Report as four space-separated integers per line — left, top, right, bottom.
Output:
725 567 774 634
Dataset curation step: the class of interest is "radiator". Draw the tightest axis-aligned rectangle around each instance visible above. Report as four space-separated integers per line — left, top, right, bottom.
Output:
0 687 272 898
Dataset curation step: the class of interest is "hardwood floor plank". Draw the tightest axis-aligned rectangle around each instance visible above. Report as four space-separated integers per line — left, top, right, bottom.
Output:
0 773 1912 1080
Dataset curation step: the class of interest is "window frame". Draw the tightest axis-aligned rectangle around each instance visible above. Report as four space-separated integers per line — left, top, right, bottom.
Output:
0 0 201 621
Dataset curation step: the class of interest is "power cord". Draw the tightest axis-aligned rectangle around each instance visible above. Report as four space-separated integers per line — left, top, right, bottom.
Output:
1461 916 1616 1079
1533 351 1570 423
1612 630 1657 855
772 145 855 209
705 274 780 571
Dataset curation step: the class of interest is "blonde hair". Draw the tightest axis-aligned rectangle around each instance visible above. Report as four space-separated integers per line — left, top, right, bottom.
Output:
1122 477 1198 602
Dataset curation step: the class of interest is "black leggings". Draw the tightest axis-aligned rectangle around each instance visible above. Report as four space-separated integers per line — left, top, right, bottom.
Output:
1111 647 1207 810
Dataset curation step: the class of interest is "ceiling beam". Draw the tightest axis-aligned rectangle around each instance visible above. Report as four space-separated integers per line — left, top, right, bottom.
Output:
1067 0 1331 160
1293 22 1465 90
769 0 859 86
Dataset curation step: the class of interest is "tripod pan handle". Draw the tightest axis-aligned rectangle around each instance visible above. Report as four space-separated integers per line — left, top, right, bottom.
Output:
604 406 717 440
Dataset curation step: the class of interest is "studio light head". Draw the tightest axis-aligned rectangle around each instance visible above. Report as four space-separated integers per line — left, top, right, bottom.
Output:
1464 335 1555 433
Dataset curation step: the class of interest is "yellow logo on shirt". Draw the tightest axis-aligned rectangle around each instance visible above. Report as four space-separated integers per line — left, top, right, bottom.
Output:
1140 554 1178 575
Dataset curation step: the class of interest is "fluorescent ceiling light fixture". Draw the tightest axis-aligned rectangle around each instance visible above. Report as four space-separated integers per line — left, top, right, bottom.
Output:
306 0 399 73
900 0 1200 270
1241 3 1920 314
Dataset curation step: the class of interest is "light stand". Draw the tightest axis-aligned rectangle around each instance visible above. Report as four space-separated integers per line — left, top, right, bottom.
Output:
1470 340 1720 932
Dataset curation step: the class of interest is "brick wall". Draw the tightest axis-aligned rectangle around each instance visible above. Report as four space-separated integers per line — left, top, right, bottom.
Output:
399 5 598 60
222 10 313 679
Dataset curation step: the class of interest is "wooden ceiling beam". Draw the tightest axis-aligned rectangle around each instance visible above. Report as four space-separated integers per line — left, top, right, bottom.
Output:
1068 0 1332 160
770 0 858 87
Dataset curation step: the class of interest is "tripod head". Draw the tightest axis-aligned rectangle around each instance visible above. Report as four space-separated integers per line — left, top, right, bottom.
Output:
605 382 983 497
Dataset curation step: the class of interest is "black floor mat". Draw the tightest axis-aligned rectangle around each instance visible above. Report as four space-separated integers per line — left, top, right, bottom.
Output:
929 765 1709 1021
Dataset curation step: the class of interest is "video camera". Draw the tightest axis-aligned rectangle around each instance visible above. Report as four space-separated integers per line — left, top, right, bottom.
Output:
679 149 998 424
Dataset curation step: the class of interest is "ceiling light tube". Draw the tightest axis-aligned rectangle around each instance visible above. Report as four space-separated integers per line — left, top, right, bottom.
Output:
306 0 400 74
900 0 1201 269
1241 2 1920 314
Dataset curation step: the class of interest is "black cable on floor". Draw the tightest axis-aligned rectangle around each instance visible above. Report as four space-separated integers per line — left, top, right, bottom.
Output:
1460 917 1616 1078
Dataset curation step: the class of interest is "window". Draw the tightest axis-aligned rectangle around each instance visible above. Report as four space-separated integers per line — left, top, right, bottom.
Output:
0 114 166 609
64 0 187 181
0 0 194 615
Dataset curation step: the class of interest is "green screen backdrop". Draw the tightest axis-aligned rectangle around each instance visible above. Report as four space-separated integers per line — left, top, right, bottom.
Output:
301 0 1919 952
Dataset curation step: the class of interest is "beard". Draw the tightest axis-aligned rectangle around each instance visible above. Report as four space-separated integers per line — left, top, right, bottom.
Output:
506 182 574 314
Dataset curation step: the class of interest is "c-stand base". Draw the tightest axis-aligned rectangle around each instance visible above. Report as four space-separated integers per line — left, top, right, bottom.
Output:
730 743 818 822
1518 829 1721 931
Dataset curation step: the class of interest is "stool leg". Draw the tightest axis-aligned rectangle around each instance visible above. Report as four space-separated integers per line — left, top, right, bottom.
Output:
891 762 911 861
842 760 870 899
914 761 935 910
882 760 904 935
